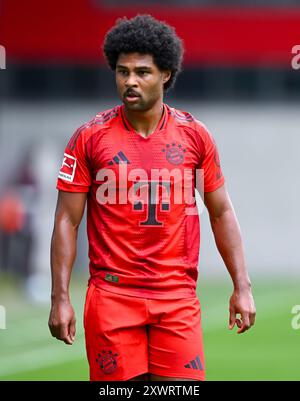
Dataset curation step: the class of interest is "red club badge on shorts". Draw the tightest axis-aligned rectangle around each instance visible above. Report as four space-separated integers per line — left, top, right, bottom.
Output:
96 350 119 374
58 153 77 182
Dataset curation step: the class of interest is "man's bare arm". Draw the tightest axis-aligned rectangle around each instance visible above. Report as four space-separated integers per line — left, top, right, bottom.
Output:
204 184 256 334
48 191 87 345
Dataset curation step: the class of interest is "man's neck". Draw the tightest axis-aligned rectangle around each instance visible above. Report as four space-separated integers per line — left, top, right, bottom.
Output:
124 100 164 138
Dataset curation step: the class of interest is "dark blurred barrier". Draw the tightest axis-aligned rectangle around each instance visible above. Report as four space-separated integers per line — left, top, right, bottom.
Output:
1 64 300 101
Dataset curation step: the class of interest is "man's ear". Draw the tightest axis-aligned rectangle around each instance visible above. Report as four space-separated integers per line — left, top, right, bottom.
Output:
162 70 171 84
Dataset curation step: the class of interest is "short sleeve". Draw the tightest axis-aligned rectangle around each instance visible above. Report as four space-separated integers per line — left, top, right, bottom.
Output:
56 127 92 193
198 123 225 193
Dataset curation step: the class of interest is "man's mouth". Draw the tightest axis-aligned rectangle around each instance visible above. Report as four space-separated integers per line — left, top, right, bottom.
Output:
124 90 140 101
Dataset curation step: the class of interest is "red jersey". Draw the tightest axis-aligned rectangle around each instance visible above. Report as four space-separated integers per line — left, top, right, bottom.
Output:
56 104 225 299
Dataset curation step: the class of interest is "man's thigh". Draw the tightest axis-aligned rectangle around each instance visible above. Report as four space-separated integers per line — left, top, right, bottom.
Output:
148 297 205 381
84 284 149 381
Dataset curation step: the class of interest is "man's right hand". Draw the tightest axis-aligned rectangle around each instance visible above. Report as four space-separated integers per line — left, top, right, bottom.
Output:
48 300 76 345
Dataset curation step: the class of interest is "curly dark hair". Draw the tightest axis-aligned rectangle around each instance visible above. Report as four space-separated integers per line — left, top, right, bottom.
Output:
103 14 184 92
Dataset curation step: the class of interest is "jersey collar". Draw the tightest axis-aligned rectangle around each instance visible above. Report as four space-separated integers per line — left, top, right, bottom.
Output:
120 103 168 135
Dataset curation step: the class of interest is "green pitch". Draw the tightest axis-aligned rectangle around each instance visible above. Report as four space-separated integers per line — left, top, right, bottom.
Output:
0 276 299 381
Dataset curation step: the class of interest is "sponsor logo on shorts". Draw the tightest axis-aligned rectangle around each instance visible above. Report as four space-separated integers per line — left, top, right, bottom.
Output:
184 355 203 370
104 273 119 283
96 350 119 374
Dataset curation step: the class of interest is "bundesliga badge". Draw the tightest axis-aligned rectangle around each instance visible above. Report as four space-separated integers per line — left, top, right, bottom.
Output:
58 153 77 182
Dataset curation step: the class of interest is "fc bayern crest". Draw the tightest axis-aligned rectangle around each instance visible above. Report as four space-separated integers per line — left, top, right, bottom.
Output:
162 143 186 165
96 350 119 374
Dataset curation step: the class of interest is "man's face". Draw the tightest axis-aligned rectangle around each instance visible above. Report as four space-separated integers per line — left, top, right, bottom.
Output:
115 52 170 111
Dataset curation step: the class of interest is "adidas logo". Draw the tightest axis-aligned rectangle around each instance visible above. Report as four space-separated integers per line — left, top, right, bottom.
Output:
108 151 130 165
184 355 203 371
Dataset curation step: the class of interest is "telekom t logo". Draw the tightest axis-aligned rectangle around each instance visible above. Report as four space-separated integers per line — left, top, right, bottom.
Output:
0 45 6 70
133 181 170 226
95 165 205 219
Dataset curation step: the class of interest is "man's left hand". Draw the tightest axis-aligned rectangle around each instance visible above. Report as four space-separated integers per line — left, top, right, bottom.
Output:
229 288 256 334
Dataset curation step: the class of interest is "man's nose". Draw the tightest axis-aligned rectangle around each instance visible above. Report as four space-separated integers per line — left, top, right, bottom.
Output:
125 73 138 87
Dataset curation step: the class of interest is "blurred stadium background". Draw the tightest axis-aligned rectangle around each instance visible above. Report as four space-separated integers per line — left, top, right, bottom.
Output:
0 0 299 381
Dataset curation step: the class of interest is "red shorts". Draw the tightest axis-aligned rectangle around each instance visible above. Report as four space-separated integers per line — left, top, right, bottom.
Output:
84 283 205 381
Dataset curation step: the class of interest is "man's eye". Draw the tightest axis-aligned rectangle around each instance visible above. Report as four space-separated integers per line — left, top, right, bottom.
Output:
118 70 128 76
139 71 148 76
